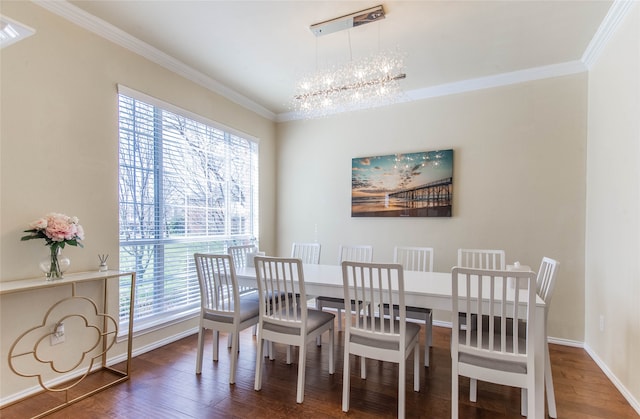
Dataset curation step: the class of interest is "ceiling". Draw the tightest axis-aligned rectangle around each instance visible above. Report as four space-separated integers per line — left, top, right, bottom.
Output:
60 1 613 120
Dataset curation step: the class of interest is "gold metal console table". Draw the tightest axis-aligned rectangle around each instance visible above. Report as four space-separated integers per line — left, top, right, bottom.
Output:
0 270 135 418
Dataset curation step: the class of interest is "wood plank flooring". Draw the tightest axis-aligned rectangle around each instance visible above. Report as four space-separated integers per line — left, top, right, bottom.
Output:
2 325 637 418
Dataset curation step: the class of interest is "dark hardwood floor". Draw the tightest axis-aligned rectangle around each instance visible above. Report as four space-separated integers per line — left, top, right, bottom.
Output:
2 324 637 418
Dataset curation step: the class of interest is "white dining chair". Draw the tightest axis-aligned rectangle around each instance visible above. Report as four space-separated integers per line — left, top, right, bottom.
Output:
228 244 258 269
457 248 506 331
532 257 560 418
451 267 537 419
469 257 560 418
292 242 322 346
316 245 373 332
194 253 260 384
392 245 434 367
457 248 506 270
253 256 335 403
228 244 261 341
341 261 420 419
291 242 321 264
289 242 322 354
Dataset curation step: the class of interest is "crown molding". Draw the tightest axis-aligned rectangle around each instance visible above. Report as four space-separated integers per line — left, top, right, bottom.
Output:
405 60 587 102
33 0 619 124
33 0 276 121
582 0 636 69
277 60 587 122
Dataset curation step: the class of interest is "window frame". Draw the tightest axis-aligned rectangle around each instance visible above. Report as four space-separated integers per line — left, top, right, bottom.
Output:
116 85 259 338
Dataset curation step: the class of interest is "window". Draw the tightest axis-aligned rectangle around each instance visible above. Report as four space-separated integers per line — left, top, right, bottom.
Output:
117 85 259 335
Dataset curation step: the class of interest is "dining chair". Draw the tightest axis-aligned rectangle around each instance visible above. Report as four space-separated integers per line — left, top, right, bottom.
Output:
392 245 434 367
457 248 506 270
291 242 321 264
253 256 335 403
457 248 506 331
535 257 560 418
341 261 420 419
228 244 258 269
469 257 560 417
291 242 321 338
193 253 260 384
228 244 261 341
451 267 537 419
316 244 373 332
289 242 322 354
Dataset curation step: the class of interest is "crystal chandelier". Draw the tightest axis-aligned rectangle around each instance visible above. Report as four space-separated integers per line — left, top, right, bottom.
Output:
293 51 406 118
292 5 407 119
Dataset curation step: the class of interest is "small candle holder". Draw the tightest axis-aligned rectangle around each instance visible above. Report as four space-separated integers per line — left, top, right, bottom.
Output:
98 254 109 272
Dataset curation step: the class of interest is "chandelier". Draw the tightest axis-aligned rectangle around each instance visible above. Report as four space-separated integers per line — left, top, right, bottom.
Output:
292 5 407 119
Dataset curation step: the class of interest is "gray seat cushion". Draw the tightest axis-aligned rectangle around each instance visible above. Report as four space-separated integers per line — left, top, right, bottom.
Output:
349 318 421 351
203 293 260 324
263 308 335 335
382 303 431 317
457 330 527 374
317 296 344 304
458 352 527 374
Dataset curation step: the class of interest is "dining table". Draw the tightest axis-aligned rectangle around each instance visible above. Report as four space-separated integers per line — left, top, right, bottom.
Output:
235 263 546 419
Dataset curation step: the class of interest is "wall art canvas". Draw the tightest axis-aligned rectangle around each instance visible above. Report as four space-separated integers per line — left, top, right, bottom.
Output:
351 149 453 217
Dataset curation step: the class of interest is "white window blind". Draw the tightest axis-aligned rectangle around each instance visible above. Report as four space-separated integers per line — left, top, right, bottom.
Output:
117 86 259 335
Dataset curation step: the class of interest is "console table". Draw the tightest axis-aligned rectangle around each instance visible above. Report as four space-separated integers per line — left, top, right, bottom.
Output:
0 270 136 418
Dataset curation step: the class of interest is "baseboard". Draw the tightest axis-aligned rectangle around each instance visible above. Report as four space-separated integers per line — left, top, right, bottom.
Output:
0 359 110 407
114 326 199 363
433 319 452 328
584 343 640 416
547 336 584 347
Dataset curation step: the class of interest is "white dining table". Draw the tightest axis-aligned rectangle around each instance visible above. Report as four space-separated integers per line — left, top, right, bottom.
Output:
235 263 546 418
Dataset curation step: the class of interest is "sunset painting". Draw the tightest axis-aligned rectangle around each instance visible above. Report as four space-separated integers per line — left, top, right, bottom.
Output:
351 149 453 217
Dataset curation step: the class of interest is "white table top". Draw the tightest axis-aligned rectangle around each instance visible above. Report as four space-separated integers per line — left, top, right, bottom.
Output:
235 263 544 312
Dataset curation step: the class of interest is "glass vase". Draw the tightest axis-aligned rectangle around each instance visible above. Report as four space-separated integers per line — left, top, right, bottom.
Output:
39 247 71 280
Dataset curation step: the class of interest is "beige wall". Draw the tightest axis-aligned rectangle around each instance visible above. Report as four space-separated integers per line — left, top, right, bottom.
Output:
2 0 638 411
276 74 587 342
0 2 276 399
586 2 640 407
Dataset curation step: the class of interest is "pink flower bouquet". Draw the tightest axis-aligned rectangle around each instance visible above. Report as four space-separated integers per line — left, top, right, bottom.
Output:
22 213 84 279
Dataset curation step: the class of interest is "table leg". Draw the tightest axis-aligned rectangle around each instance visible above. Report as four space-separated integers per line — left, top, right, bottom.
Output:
534 305 545 418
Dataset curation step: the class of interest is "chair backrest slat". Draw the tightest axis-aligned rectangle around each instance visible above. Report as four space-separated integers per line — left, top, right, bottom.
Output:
228 244 258 269
393 246 434 272
338 245 373 263
254 256 306 326
194 253 239 316
457 248 506 270
342 261 405 344
536 257 559 309
291 242 321 264
452 267 536 362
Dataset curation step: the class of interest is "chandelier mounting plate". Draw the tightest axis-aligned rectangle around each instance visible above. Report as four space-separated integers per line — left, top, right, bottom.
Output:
310 5 385 37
